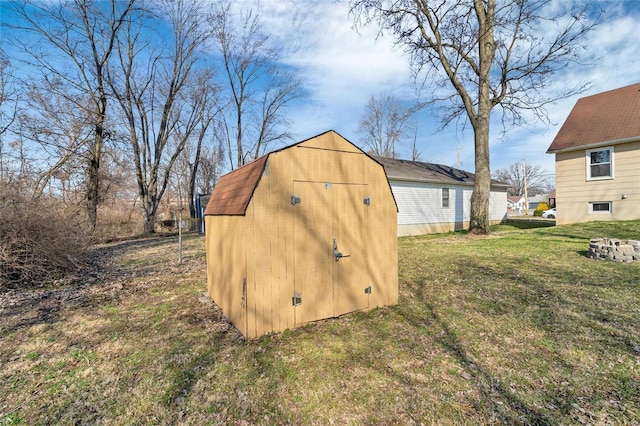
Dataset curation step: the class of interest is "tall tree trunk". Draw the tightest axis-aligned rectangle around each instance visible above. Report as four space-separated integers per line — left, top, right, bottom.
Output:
236 107 243 168
143 212 155 235
188 158 199 232
142 195 156 235
468 0 495 235
469 121 491 234
86 152 100 232
86 115 105 233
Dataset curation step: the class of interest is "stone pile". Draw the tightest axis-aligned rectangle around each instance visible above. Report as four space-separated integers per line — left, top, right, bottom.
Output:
587 238 640 263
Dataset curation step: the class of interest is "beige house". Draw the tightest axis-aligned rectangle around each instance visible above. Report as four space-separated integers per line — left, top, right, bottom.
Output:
547 83 640 225
204 131 398 339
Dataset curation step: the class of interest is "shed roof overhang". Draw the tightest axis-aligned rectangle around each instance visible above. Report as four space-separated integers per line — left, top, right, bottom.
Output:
203 155 268 216
547 135 640 154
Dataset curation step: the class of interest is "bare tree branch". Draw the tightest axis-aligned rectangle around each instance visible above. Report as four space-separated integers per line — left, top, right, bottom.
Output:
357 93 417 158
493 161 551 196
210 2 301 169
351 0 600 233
108 0 211 235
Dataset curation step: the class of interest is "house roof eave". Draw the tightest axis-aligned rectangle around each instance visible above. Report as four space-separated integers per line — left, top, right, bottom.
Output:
388 175 510 190
547 135 640 154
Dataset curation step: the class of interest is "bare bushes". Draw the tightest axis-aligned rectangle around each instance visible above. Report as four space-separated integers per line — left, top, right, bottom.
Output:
0 185 86 288
94 201 143 242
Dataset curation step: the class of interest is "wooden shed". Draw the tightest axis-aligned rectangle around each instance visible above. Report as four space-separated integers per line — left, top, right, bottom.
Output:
204 130 398 338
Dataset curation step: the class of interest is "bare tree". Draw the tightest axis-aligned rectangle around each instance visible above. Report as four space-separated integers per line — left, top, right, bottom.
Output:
196 144 225 195
352 0 600 233
358 93 416 158
172 72 225 229
0 50 17 182
493 161 550 196
16 81 91 199
5 0 136 232
250 71 300 160
408 126 423 161
109 0 211 235
210 3 301 170
0 51 16 137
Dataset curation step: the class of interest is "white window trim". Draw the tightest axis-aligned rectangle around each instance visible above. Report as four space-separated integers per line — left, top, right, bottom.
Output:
586 146 614 181
589 201 612 214
442 187 450 208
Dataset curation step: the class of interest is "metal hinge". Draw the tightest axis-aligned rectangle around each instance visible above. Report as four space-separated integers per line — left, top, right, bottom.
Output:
292 292 302 306
364 286 372 294
290 195 301 205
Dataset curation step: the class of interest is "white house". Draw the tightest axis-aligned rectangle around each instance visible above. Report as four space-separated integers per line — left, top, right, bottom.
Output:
507 195 526 212
374 156 509 236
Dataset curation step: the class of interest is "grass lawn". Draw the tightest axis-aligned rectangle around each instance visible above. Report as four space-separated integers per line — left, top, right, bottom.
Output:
1 220 639 425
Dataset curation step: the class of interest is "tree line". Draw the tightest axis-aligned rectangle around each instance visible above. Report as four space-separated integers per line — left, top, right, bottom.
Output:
1 0 302 237
1 0 600 286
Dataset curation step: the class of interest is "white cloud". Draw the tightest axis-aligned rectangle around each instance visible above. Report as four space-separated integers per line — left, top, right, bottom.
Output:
489 2 640 175
257 1 413 140
252 0 640 176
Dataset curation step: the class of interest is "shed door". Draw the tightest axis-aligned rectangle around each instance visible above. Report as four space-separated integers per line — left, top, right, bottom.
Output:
293 181 369 325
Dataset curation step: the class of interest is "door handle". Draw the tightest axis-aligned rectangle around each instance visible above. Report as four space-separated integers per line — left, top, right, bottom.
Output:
332 238 350 261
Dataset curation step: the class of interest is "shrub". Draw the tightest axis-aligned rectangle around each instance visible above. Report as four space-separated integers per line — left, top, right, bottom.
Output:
0 184 86 288
533 202 549 217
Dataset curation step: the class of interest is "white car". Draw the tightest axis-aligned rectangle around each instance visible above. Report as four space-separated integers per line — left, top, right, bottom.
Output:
542 208 556 219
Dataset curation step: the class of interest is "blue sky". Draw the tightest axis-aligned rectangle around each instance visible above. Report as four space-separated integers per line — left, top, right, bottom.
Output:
2 0 639 182
255 0 640 180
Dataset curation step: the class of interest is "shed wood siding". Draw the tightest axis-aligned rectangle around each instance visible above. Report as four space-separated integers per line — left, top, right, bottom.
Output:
205 131 398 339
205 215 247 330
555 140 640 225
391 180 507 236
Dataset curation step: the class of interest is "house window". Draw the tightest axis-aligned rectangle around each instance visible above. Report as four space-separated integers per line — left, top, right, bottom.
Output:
589 201 612 213
586 147 613 180
442 188 450 208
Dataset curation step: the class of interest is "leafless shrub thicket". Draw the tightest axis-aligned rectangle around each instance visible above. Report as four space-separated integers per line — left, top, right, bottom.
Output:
93 204 143 243
0 184 86 288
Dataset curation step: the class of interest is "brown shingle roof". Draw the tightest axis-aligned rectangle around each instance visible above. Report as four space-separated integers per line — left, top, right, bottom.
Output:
204 155 268 216
547 83 640 153
373 156 509 188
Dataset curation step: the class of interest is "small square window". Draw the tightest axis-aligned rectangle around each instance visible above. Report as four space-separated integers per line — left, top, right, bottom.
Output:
442 188 450 208
589 201 612 213
586 147 613 180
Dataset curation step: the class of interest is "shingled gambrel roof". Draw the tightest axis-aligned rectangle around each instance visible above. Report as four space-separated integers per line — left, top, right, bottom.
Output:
204 130 375 216
547 83 640 153
373 156 509 188
204 155 268 216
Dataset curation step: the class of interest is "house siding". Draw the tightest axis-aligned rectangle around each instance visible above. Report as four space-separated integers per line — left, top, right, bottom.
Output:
390 180 507 236
555 140 640 225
